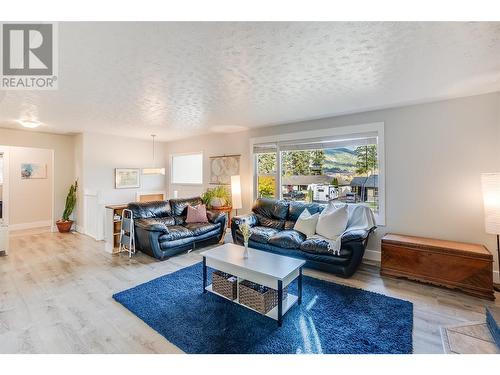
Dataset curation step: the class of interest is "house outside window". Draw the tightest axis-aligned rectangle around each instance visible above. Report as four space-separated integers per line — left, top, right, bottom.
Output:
251 123 385 224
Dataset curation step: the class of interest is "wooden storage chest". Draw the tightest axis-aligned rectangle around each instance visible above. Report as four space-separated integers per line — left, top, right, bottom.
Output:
381 233 494 300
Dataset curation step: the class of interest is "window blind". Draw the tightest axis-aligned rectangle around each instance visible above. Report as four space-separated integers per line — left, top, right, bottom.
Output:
278 132 378 151
253 132 377 153
171 153 203 184
253 142 277 154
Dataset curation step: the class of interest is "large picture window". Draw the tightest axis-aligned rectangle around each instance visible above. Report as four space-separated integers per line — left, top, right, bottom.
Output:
252 124 384 223
171 153 203 184
254 143 277 198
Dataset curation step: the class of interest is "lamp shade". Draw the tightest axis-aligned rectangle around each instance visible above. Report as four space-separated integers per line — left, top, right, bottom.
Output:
231 175 242 210
481 172 500 235
142 167 165 175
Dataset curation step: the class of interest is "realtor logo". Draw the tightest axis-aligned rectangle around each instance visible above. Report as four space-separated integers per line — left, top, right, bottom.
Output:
1 23 58 90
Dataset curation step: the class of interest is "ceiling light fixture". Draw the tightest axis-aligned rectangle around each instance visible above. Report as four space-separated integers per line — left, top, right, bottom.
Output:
142 134 165 175
19 119 42 129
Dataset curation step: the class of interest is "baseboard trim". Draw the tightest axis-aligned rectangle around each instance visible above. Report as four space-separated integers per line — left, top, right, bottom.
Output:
8 220 53 231
363 248 500 283
364 248 381 263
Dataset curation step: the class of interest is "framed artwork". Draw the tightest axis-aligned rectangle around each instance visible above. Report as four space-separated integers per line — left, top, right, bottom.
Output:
21 163 47 179
115 168 141 189
209 154 240 185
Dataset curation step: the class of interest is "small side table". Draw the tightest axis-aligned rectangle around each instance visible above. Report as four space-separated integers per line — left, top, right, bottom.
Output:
209 205 232 228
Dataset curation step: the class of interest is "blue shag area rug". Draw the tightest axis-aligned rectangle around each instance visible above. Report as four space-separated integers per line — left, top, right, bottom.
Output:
113 262 413 354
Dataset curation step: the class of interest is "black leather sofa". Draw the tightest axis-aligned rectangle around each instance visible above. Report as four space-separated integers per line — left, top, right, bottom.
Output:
231 198 376 277
128 197 227 259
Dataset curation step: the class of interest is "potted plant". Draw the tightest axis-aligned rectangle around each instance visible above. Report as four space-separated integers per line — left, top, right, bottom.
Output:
56 180 78 233
201 185 231 208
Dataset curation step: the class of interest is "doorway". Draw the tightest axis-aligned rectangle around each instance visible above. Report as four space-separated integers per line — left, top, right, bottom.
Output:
0 147 9 224
0 145 54 230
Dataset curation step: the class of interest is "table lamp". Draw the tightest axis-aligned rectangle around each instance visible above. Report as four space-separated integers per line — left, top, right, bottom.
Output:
231 175 242 215
481 172 500 291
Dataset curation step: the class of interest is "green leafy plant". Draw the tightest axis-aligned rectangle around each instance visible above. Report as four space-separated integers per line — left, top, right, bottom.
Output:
257 176 275 198
201 185 231 208
62 180 78 221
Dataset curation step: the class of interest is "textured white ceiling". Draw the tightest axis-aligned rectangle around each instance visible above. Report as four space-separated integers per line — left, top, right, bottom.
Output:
0 22 499 140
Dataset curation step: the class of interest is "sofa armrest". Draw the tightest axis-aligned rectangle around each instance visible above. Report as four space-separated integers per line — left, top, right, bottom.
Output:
231 213 258 228
341 227 375 244
206 210 227 226
134 218 170 233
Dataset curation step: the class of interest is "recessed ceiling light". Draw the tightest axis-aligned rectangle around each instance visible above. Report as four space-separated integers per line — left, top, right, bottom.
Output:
18 119 42 129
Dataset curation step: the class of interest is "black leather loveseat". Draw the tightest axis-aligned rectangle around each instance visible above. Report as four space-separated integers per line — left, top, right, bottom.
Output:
128 197 227 259
231 198 376 277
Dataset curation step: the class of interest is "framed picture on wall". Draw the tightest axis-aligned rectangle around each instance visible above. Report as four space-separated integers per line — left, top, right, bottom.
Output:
115 168 141 189
21 163 47 179
209 154 240 185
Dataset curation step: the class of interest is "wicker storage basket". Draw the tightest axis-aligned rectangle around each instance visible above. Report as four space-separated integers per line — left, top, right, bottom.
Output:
212 271 238 300
238 280 288 314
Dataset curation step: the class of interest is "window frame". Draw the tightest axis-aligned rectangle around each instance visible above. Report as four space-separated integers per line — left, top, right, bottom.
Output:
250 122 385 226
170 152 204 185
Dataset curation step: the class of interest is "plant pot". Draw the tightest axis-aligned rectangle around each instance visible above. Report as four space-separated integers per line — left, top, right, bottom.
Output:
56 220 73 233
210 197 226 208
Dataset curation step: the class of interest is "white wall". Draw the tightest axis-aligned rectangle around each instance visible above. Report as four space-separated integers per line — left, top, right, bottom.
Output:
165 92 500 281
0 128 75 228
8 147 53 227
78 132 167 239
167 134 253 211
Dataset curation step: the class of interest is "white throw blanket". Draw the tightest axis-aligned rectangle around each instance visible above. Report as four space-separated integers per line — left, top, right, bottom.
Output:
308 204 376 255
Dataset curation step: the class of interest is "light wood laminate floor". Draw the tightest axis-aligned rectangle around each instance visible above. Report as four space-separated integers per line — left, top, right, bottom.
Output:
0 230 498 353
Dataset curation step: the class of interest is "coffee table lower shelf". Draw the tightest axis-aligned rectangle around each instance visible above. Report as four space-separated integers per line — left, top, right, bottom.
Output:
205 284 299 321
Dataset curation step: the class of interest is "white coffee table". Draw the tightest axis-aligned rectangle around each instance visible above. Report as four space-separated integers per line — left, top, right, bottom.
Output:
200 243 305 326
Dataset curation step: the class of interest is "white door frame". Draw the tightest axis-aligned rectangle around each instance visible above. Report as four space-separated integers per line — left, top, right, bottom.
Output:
0 146 9 225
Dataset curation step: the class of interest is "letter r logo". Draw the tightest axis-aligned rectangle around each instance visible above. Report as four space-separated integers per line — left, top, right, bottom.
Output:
2 24 53 76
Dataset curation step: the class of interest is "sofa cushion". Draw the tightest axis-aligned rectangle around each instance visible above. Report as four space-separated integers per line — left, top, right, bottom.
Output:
255 214 285 230
293 209 319 238
183 222 220 236
316 203 348 239
300 238 353 258
249 226 280 244
173 216 186 225
186 204 208 223
127 201 172 219
170 197 203 217
135 217 175 231
268 230 306 249
158 225 194 242
287 201 323 221
159 237 195 250
252 198 289 220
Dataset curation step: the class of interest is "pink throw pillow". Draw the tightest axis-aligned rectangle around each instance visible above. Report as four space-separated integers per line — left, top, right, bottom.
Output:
186 204 208 223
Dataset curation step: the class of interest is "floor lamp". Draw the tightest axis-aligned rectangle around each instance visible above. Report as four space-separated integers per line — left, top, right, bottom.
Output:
481 173 500 292
231 175 242 216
